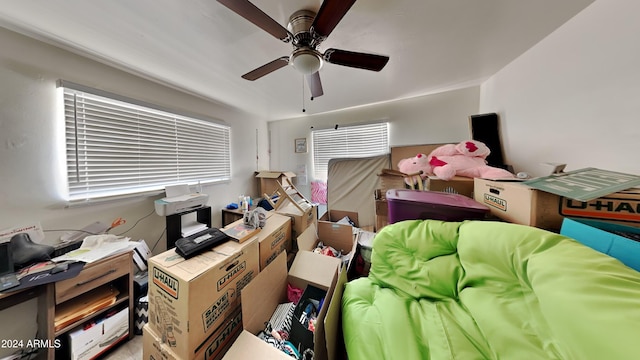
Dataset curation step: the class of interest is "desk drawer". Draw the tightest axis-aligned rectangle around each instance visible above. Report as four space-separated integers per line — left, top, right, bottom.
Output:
55 252 131 305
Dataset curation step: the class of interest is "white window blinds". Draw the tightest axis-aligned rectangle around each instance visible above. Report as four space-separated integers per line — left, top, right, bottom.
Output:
312 122 389 180
60 82 231 202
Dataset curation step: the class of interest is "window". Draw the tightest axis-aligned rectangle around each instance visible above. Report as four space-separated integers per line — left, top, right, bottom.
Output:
312 122 389 180
59 81 231 202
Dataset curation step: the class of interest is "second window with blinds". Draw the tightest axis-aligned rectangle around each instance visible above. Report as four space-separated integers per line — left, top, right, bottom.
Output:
311 122 389 181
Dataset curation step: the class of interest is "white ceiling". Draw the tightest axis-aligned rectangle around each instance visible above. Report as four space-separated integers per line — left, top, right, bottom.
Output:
0 0 594 121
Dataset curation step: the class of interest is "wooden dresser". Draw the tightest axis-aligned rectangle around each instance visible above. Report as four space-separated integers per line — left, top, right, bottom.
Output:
0 251 134 360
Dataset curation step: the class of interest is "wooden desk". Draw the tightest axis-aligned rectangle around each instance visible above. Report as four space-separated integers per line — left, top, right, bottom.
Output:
0 283 53 359
221 207 245 227
0 251 134 360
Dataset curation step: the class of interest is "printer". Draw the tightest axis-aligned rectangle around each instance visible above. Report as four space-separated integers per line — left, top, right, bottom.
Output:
154 192 209 216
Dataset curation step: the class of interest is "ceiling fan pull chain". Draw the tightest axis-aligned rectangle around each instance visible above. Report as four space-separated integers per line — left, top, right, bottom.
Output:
302 76 306 113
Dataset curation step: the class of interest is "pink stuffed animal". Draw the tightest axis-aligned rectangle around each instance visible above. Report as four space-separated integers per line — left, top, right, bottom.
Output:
397 153 431 185
427 140 514 181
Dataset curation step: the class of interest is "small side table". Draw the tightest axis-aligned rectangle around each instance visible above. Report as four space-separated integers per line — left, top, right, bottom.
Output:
221 206 255 227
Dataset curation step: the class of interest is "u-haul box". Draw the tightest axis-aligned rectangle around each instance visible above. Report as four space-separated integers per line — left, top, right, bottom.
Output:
147 236 259 360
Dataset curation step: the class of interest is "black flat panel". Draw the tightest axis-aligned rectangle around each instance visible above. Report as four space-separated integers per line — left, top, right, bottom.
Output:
469 113 506 168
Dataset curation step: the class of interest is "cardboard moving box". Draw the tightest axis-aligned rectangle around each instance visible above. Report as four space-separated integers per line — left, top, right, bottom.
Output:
222 251 346 360
476 178 640 231
474 178 564 231
276 201 317 240
318 209 359 243
256 171 296 196
142 307 242 360
298 223 357 272
558 188 640 226
256 212 292 270
319 209 360 228
374 189 389 232
147 236 259 360
426 176 475 198
222 211 292 270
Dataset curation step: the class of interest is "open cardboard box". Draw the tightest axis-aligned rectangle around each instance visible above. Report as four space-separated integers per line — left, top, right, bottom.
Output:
256 170 297 196
275 201 318 240
222 251 348 360
298 223 358 271
318 209 360 228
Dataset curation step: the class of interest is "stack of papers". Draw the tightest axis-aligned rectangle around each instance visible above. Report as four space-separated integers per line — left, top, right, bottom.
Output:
52 234 138 263
181 221 208 237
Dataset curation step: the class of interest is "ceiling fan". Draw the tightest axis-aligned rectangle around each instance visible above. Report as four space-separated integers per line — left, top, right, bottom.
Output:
217 0 390 99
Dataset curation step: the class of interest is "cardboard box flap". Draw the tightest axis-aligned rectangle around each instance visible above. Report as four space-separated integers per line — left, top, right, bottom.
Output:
297 223 318 253
240 252 288 335
256 171 296 179
317 223 356 255
321 210 360 227
312 265 340 360
289 250 340 291
324 266 348 360
222 330 288 359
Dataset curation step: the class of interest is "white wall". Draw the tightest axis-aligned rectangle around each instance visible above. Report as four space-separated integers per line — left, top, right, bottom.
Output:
0 27 268 352
480 0 640 177
268 86 480 198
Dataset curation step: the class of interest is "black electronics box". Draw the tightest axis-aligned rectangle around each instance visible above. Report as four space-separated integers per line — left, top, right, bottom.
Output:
289 285 327 355
133 270 148 299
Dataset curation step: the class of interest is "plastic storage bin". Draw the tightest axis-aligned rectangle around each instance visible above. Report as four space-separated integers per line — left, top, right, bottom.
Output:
386 189 489 224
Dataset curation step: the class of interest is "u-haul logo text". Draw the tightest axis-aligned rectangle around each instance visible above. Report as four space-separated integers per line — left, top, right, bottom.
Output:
217 261 246 291
483 193 507 211
153 268 179 299
561 197 640 222
205 311 242 360
270 232 285 249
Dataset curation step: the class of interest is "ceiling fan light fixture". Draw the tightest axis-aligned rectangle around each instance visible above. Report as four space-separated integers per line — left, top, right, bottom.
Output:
291 49 323 75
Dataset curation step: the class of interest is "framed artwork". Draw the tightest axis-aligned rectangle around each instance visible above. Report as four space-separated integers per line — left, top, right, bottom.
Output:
295 138 307 153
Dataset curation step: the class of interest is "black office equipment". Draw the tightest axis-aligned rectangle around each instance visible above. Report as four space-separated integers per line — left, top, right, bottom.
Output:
0 241 20 291
10 232 54 268
166 206 212 249
469 113 507 169
175 228 230 259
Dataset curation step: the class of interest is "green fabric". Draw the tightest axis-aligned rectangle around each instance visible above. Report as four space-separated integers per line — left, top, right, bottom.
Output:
342 220 640 360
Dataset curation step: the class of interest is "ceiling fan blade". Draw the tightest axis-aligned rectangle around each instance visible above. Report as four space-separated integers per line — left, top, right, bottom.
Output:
324 48 389 71
311 0 357 39
217 0 293 42
241 57 289 81
306 72 324 98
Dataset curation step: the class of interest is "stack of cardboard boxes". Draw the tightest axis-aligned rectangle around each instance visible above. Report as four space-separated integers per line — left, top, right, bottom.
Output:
223 210 359 360
142 194 355 359
225 211 293 271
474 177 640 232
143 237 260 360
473 169 640 276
